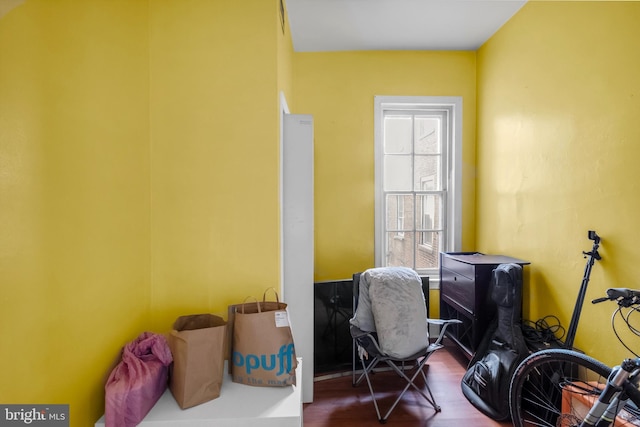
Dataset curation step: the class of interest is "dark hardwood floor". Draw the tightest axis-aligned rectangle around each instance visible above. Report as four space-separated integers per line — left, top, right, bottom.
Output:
304 341 513 426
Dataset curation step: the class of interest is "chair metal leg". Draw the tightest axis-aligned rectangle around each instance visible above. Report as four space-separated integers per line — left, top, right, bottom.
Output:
354 354 379 387
351 320 462 423
355 346 443 424
384 355 441 418
418 361 440 411
358 353 384 422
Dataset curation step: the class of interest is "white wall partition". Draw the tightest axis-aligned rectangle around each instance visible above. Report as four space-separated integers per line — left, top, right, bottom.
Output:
282 113 314 403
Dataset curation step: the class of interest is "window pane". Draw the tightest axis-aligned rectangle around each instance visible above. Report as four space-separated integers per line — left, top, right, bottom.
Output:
416 231 442 269
375 96 461 276
384 155 412 191
385 194 414 230
416 194 442 230
384 116 412 154
414 116 440 155
385 231 414 268
414 155 441 191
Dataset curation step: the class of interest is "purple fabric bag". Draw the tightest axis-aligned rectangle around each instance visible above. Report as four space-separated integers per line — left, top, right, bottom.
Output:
105 332 173 427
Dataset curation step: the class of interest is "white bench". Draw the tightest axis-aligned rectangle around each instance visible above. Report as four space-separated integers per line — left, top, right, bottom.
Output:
95 359 302 427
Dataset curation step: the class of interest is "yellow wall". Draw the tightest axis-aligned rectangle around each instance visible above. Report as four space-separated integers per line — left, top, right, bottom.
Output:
148 0 283 330
0 0 288 425
293 51 478 285
0 0 151 423
477 1 640 365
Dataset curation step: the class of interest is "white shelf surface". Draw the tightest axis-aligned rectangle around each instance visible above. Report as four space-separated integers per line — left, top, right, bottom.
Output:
95 359 302 427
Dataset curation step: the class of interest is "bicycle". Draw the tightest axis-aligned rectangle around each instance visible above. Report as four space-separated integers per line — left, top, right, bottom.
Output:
509 288 640 427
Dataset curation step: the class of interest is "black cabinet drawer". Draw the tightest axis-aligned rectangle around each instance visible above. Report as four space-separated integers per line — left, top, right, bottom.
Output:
441 256 476 279
440 267 475 314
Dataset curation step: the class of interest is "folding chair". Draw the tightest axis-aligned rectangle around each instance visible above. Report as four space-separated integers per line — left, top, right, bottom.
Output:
350 267 461 424
351 271 430 385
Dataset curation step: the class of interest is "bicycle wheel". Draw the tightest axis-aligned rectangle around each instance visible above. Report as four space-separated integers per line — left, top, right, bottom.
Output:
510 348 614 427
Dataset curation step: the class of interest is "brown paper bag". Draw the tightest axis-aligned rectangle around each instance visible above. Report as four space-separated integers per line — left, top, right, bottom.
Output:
231 291 297 387
225 289 289 373
168 314 227 408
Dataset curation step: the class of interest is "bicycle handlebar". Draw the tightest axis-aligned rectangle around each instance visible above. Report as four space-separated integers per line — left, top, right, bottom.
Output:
592 288 640 307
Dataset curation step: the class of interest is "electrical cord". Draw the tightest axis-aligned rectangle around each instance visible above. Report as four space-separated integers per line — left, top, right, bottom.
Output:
522 315 566 350
524 304 640 357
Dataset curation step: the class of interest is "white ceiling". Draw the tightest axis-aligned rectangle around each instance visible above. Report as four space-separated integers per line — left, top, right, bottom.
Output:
286 0 528 52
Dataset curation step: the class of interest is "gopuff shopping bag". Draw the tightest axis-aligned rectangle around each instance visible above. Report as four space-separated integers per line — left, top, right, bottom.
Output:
226 287 291 367
168 314 227 409
231 289 297 386
105 332 173 427
225 288 287 373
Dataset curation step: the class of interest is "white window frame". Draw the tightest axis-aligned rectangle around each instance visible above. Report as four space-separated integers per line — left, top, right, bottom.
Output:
396 195 405 238
374 96 462 285
419 177 436 251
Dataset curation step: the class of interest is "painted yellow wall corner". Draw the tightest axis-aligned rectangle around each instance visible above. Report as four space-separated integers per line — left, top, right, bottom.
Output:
477 1 640 365
0 0 291 425
0 0 151 423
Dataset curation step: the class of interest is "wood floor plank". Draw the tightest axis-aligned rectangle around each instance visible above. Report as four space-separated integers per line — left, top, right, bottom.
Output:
304 342 513 426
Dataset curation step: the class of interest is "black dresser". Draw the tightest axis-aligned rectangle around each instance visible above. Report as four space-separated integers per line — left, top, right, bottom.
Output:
439 252 529 358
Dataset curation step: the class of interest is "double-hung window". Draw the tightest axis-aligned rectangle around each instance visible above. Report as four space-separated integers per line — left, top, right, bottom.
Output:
374 96 462 282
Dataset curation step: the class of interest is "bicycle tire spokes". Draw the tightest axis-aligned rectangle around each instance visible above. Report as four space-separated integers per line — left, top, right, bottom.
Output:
510 350 615 427
511 279 640 427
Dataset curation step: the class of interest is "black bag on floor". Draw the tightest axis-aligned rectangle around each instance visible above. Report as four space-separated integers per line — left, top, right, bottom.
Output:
461 263 529 421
